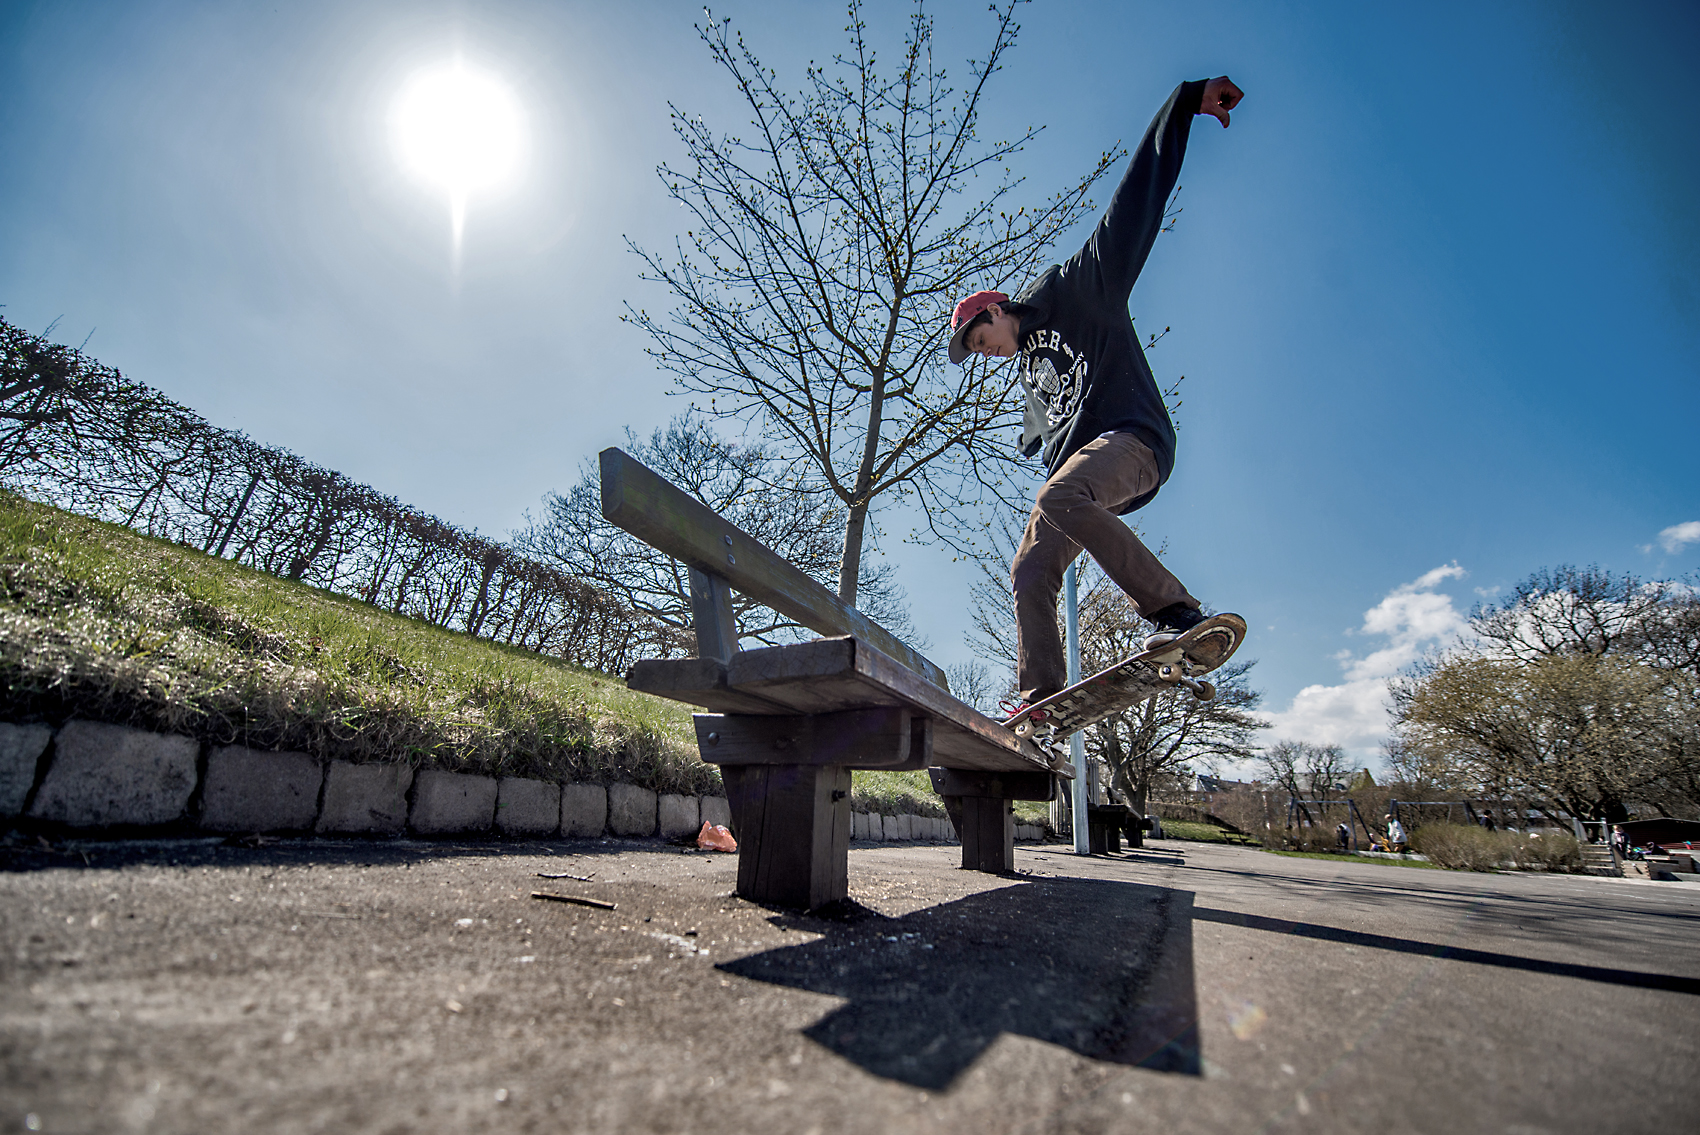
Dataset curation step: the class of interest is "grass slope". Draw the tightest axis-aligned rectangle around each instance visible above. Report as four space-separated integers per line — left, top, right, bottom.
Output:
0 491 713 794
0 492 970 816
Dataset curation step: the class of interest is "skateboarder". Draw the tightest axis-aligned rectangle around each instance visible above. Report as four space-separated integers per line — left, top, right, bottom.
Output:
946 76 1245 715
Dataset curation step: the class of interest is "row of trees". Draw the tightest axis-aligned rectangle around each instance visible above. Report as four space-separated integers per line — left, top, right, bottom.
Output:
0 316 681 672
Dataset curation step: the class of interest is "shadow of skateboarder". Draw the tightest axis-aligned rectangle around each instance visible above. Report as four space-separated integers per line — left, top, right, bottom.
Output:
718 877 1200 1090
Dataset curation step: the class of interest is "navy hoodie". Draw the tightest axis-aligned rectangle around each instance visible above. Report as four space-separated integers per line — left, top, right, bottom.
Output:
1014 79 1205 512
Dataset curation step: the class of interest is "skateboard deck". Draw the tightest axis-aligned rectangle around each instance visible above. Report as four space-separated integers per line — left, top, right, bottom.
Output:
1004 613 1247 750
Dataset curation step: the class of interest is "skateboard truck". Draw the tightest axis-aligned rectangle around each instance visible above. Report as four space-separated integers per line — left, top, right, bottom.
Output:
1152 647 1217 702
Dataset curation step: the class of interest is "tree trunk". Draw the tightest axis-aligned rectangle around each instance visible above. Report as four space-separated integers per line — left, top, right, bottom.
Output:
837 500 869 604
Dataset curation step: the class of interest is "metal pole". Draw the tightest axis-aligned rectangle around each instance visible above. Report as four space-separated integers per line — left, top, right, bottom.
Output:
1065 563 1090 855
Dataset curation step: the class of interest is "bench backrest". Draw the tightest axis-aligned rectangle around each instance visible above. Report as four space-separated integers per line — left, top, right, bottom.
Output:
598 447 948 689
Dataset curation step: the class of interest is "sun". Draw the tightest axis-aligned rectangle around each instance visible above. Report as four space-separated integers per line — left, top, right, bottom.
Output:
392 61 525 254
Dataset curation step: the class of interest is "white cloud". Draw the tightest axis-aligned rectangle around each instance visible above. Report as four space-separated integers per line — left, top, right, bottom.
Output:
1655 521 1700 555
1257 564 1470 765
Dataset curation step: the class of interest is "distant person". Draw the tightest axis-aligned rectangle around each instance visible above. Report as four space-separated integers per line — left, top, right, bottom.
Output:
944 76 1247 713
1387 815 1408 853
1482 812 1497 832
1336 822 1351 852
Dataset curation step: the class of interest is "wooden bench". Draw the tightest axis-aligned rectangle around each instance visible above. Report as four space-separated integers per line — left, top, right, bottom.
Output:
600 447 1071 908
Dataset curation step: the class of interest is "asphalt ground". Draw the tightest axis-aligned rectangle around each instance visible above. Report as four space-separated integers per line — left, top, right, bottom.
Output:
2 835 1696 1135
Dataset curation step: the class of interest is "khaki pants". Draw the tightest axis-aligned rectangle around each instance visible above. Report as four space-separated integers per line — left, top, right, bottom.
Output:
1011 432 1197 700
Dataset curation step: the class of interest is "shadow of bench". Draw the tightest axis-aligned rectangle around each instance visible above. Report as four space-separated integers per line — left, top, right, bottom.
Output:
600 447 1071 908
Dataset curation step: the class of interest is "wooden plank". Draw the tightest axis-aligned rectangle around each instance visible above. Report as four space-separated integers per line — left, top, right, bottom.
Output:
626 658 794 715
722 764 850 909
954 795 1014 873
693 708 927 770
927 768 1055 802
687 567 738 664
600 447 947 688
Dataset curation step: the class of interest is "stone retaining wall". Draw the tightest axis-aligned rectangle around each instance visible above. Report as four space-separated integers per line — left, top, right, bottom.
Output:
0 720 1047 845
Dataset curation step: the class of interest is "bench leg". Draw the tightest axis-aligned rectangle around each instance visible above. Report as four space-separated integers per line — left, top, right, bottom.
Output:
942 795 1014 873
721 764 850 909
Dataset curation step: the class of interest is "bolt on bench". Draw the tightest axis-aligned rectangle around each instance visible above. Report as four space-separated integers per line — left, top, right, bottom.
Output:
600 448 1073 908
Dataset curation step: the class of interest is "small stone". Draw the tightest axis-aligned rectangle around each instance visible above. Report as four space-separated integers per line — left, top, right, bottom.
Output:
657 793 699 839
607 783 658 837
317 762 412 835
560 783 608 838
410 770 497 835
0 723 52 818
495 777 560 836
199 746 322 833
29 721 197 828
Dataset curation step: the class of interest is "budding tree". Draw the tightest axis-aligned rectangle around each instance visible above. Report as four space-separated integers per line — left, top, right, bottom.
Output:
625 0 1119 603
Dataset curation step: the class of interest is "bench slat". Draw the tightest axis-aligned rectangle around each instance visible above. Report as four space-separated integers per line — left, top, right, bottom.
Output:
627 636 1066 776
599 447 948 688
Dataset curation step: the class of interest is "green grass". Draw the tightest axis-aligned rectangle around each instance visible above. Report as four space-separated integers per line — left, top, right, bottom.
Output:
851 770 947 818
849 771 1052 827
1262 848 1444 869
0 491 714 793
1161 819 1259 845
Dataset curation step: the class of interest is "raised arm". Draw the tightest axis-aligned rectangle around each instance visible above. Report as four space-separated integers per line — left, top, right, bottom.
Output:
1071 77 1243 304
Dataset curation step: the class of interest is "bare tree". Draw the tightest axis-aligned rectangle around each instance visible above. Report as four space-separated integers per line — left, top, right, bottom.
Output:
625 0 1121 603
1471 564 1674 661
1259 740 1352 806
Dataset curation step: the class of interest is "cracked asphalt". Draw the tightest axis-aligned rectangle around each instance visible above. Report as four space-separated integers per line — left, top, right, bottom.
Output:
2 836 1695 1134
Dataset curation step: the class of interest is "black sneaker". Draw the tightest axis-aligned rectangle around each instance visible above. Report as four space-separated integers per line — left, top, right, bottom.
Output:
1142 603 1208 652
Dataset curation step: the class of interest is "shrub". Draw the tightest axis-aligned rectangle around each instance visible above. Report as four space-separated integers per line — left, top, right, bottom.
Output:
1510 829 1584 872
1409 823 1585 872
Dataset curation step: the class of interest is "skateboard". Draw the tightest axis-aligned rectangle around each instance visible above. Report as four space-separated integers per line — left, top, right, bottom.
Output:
1004 613 1247 751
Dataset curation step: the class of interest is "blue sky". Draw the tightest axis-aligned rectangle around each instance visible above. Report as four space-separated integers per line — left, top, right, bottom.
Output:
3 0 1696 770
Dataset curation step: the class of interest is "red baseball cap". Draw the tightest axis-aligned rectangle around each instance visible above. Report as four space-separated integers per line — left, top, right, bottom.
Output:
947 290 1010 364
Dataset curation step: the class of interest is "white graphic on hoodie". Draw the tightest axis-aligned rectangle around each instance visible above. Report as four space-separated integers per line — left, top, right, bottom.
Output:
1023 330 1088 427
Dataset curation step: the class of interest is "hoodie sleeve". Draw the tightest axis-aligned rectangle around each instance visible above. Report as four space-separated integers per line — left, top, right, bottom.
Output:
1068 80 1205 305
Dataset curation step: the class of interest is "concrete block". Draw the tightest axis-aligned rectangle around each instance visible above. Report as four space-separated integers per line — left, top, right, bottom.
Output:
561 783 608 838
496 777 560 836
852 811 868 840
870 813 886 841
410 770 497 835
607 783 658 837
28 721 197 828
0 723 52 818
701 794 732 832
317 761 412 835
658 793 699 839
890 813 909 841
200 746 322 832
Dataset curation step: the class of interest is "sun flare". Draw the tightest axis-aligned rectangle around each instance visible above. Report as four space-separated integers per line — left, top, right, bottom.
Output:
392 61 525 256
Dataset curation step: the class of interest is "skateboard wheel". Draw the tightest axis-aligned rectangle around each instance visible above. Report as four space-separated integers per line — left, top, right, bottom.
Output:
1014 721 1032 737
1158 664 1180 683
1192 680 1216 702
